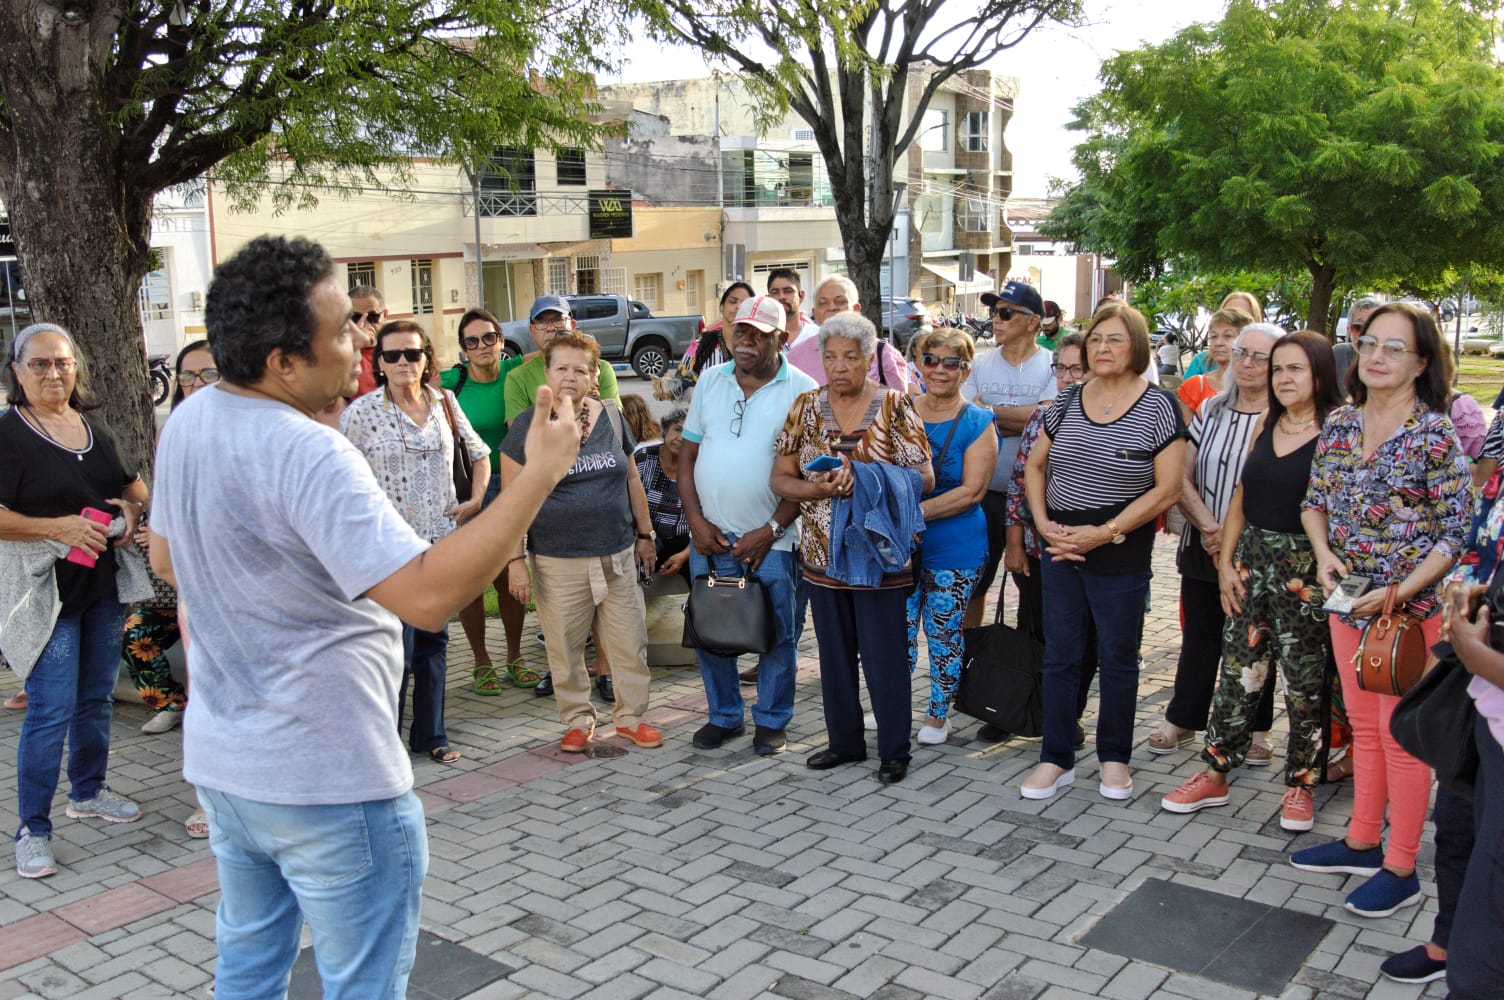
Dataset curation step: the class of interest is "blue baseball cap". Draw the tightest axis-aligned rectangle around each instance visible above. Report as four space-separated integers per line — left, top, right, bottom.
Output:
529 295 571 322
982 281 1044 316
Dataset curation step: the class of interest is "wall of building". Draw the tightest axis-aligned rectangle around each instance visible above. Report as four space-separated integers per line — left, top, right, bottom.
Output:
606 135 719 207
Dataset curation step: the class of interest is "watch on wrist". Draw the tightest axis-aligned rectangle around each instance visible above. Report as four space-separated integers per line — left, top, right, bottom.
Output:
637 531 654 541
766 518 786 540
1106 519 1125 544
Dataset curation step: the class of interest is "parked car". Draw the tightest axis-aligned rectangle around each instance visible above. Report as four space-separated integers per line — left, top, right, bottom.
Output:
880 297 934 351
501 294 704 378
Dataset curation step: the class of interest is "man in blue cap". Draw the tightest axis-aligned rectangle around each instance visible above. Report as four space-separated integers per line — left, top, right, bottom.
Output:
503 295 620 424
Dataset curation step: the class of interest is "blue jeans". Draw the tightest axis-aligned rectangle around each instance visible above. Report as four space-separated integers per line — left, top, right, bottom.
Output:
690 541 799 730
199 787 427 1000
1039 560 1151 769
15 595 126 840
399 624 449 753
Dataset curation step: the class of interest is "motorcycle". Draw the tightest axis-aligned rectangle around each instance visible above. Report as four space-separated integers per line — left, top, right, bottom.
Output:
149 354 172 406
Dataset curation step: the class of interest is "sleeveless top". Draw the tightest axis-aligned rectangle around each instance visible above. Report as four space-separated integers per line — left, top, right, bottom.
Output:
1242 422 1318 535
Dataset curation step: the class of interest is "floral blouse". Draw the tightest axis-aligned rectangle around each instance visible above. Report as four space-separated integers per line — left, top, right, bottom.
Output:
340 387 488 543
1005 407 1045 560
1302 401 1472 625
775 387 931 571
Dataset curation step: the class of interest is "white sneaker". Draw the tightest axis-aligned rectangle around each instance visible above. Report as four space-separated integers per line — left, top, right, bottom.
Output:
917 719 951 745
141 710 182 734
863 712 877 731
1020 764 1075 800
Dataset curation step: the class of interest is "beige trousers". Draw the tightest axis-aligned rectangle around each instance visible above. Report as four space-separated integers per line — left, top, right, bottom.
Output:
530 548 650 730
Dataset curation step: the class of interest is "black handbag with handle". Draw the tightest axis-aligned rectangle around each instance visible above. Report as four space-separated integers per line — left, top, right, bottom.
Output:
955 583 1044 737
681 568 775 658
1389 643 1479 799
437 390 474 503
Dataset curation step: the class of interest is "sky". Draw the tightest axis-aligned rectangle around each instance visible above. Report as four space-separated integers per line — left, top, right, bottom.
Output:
606 0 1230 198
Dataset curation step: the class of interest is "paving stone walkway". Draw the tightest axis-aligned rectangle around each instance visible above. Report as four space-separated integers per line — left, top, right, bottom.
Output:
0 539 1452 999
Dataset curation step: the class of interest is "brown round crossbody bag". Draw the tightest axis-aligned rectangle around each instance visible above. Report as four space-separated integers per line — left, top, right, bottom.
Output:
1353 583 1428 696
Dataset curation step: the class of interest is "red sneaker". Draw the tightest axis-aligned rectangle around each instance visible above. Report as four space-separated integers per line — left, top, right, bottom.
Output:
1161 771 1230 814
1280 786 1315 831
615 723 663 748
560 726 594 753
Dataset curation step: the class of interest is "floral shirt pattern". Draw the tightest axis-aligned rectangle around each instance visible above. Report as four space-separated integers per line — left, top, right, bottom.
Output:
1005 407 1045 560
1302 401 1472 625
340 387 488 543
775 387 931 569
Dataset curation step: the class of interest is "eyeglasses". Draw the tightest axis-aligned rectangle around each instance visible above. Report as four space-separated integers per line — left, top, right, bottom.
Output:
731 398 746 438
23 358 77 374
1356 336 1417 360
1231 347 1271 366
380 348 425 364
532 315 570 328
461 331 500 350
920 354 967 371
354 311 383 325
178 368 220 387
991 306 1034 321
1050 363 1086 378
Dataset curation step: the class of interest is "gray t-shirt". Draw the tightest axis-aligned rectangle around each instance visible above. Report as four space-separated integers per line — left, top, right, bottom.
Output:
501 404 634 558
964 344 1058 492
152 386 429 806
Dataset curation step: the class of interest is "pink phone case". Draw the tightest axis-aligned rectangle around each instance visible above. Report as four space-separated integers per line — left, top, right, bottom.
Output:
65 507 113 567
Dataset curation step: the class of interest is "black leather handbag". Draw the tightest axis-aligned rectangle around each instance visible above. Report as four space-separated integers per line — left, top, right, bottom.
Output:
1390 643 1479 799
437 391 473 503
681 569 775 658
956 585 1044 737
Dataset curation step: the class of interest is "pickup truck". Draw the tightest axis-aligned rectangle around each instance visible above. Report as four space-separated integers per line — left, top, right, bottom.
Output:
501 295 704 378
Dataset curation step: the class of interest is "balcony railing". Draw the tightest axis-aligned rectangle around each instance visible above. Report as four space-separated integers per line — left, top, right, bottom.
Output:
466 191 592 219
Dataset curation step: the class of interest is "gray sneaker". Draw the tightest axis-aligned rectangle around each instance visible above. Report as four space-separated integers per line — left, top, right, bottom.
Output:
66 787 142 824
15 830 57 879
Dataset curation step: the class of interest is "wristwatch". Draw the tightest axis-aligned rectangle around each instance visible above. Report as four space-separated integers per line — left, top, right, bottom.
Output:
636 531 654 541
1106 520 1125 545
766 518 787 541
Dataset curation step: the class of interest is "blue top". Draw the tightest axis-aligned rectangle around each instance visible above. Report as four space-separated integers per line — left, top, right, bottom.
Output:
919 404 994 570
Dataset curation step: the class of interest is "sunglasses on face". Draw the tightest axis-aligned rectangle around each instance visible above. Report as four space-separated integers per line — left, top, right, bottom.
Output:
178 368 220 387
991 306 1034 321
920 354 967 371
355 311 383 325
461 331 500 350
380 348 425 364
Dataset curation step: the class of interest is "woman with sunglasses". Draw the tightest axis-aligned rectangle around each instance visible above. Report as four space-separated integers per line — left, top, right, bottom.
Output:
342 321 489 765
441 308 534 694
1294 302 1471 917
906 329 997 745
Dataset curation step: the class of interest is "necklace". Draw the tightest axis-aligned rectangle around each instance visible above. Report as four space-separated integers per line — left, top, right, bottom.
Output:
1094 381 1136 418
22 405 88 460
1278 413 1315 432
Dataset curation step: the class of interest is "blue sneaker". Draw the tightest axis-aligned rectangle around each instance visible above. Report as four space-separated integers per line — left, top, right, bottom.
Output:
1379 945 1446 984
1345 869 1422 917
1289 839 1383 876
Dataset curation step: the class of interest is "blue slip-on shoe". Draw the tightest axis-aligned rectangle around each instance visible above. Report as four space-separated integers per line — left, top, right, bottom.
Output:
1345 869 1422 918
1379 945 1446 984
1289 839 1383 876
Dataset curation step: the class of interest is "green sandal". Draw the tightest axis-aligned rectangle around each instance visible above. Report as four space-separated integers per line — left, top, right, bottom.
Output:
472 663 503 696
507 658 542 688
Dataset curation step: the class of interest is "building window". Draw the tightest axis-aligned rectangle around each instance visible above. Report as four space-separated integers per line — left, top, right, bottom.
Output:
347 261 377 290
962 112 989 153
920 109 948 152
479 147 537 217
556 148 587 186
138 255 171 321
410 259 434 315
958 198 995 233
573 255 600 294
547 258 569 296
632 273 662 311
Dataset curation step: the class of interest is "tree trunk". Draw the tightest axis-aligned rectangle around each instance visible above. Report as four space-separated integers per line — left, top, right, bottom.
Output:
0 5 157 475
1305 262 1337 335
829 174 891 338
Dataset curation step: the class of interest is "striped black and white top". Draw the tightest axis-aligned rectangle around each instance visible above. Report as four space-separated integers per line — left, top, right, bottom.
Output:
1176 402 1264 580
1041 382 1185 572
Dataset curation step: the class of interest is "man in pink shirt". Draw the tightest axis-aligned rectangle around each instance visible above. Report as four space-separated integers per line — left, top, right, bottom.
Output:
784 275 910 391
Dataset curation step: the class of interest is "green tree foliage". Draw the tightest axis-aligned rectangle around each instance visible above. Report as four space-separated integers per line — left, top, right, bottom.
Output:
1042 0 1504 332
640 0 1078 314
0 0 625 468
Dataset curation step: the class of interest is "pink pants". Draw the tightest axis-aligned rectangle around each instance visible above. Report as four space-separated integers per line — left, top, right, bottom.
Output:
1330 617 1438 871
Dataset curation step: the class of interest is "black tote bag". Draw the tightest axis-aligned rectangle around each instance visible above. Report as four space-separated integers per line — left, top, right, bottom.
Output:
681 569 775 658
956 583 1044 737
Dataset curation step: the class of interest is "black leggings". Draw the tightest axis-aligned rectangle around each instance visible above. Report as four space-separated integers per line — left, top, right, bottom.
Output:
1167 576 1274 733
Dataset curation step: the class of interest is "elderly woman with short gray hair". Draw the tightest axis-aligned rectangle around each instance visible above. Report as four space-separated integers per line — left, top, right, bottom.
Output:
772 312 933 785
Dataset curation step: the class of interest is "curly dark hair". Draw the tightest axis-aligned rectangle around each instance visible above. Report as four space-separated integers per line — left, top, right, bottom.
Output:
206 236 334 385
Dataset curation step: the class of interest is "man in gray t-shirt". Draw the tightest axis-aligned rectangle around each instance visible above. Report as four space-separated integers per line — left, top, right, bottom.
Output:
150 237 581 998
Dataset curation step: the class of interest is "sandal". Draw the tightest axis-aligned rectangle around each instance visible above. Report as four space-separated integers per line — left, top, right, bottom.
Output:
1147 722 1196 755
1246 739 1274 767
506 658 542 688
1326 753 1356 784
428 746 461 764
3 691 26 711
184 809 209 840
472 663 502 696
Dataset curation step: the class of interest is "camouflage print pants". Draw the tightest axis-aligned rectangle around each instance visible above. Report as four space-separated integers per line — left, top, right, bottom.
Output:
1204 526 1331 787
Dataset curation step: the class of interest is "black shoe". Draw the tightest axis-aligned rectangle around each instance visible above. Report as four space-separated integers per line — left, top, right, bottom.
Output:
1072 722 1087 750
977 724 1011 743
878 759 909 784
1379 945 1447 984
806 748 866 770
692 721 745 749
753 726 787 756
534 673 554 697
738 666 759 684
595 675 614 702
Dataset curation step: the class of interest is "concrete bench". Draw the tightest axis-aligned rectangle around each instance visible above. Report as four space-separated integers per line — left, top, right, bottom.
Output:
643 572 696 667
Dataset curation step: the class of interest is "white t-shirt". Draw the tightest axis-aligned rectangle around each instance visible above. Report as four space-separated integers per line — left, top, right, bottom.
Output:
153 386 429 806
964 344 1058 492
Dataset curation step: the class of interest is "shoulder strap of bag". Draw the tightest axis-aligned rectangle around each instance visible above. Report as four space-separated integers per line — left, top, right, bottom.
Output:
930 407 964 479
601 400 628 451
437 389 460 436
877 341 889 386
